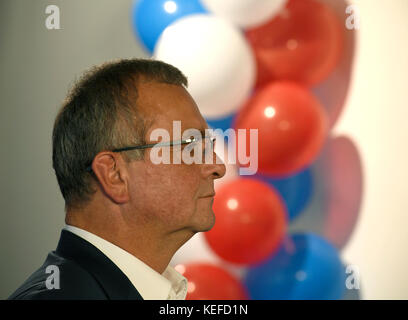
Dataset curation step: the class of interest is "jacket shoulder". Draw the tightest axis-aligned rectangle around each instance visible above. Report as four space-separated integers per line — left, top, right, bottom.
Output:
8 251 107 300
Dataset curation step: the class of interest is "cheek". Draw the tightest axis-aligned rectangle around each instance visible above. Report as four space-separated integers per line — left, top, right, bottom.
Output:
132 164 201 225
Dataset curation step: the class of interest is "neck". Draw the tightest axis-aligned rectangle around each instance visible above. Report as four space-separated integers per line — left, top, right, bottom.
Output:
65 206 194 274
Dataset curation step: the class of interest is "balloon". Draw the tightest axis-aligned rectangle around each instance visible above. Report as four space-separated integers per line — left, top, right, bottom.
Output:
200 0 287 29
206 112 236 132
171 233 221 266
245 0 344 87
234 81 328 176
170 233 248 281
289 136 363 249
132 0 207 52
204 178 287 265
311 0 356 128
244 233 346 300
154 14 255 118
175 263 248 300
256 168 313 221
322 136 363 249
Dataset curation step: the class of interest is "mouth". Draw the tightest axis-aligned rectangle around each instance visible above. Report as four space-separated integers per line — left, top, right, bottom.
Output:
200 193 215 198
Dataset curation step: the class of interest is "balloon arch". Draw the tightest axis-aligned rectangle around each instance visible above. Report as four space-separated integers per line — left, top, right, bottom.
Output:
132 0 362 300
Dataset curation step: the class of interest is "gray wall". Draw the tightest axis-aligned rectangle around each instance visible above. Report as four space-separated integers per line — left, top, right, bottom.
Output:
0 0 147 298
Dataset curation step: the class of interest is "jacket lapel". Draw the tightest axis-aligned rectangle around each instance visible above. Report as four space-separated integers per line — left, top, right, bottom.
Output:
56 230 143 300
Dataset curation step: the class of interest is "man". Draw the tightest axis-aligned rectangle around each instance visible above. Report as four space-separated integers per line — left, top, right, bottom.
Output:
9 58 226 300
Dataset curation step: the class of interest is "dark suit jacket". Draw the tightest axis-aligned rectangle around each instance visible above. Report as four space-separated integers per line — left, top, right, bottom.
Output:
8 230 144 300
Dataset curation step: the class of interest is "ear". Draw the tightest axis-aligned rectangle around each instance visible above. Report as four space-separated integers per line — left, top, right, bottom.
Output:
91 152 130 204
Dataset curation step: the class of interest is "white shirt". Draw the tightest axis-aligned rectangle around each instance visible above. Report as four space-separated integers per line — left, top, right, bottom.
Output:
63 225 187 300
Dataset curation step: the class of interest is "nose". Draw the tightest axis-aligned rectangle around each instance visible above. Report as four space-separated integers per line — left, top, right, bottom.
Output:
201 153 226 180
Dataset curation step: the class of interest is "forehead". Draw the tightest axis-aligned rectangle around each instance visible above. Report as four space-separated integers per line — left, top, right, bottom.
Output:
136 81 208 138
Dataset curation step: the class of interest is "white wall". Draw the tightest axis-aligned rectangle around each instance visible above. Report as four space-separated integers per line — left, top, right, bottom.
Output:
336 0 408 299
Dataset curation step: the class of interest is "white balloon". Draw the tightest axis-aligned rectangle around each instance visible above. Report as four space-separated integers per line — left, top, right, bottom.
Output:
170 232 248 280
154 14 255 119
170 232 221 266
200 0 287 28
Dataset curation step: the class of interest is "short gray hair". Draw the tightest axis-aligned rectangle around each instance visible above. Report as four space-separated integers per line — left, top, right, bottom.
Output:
52 58 188 209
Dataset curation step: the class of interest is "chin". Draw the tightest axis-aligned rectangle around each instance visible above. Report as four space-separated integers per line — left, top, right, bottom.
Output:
192 209 216 233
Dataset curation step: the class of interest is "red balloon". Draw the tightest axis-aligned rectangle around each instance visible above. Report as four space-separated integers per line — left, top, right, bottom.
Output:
204 178 287 264
323 136 363 249
234 81 328 176
175 263 248 300
246 0 344 87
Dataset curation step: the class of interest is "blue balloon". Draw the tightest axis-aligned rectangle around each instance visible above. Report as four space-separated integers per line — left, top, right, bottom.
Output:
132 0 208 52
244 233 346 300
206 112 236 132
255 168 313 221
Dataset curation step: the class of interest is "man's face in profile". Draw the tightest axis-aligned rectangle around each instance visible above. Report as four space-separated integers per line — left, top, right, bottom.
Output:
124 81 226 237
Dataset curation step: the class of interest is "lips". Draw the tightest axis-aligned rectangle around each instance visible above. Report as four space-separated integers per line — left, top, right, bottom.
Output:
201 193 215 198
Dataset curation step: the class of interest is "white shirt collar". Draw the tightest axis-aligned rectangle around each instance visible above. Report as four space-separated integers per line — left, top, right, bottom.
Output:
63 225 187 300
